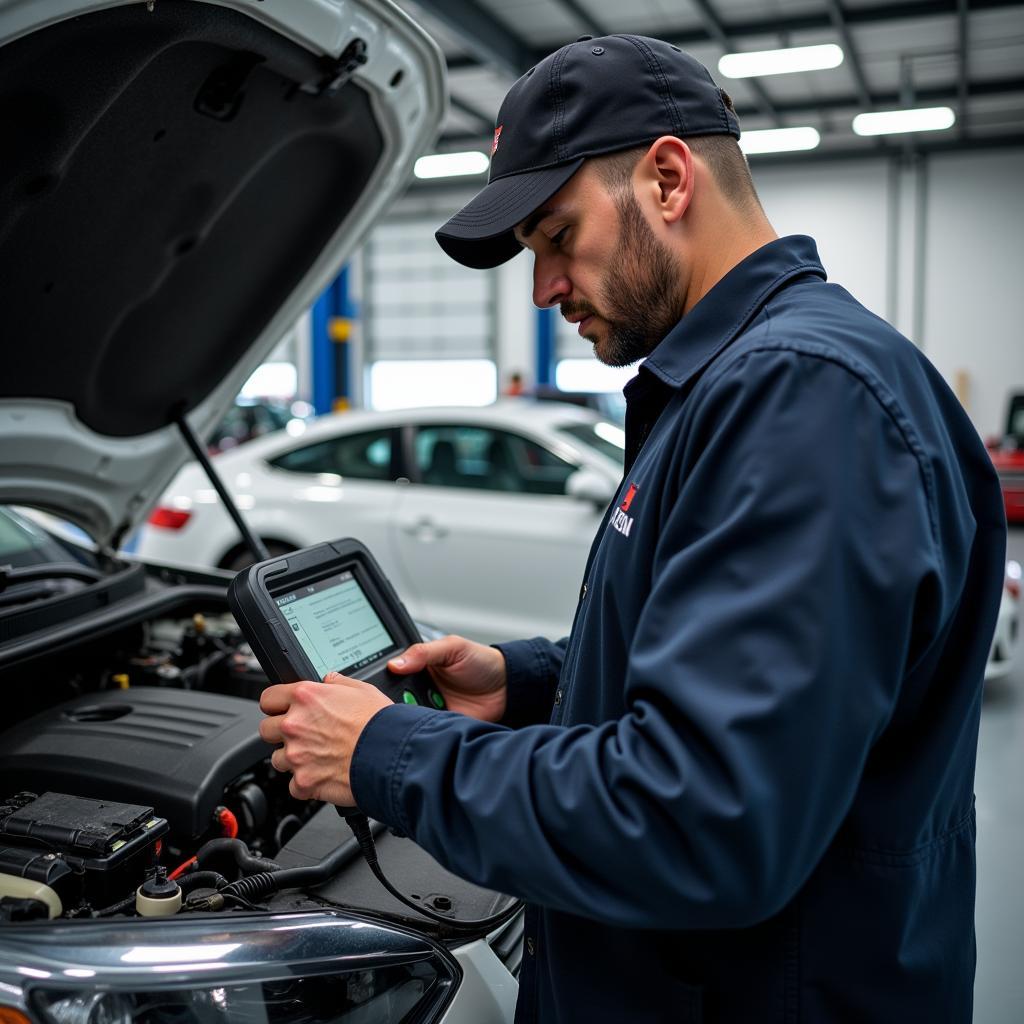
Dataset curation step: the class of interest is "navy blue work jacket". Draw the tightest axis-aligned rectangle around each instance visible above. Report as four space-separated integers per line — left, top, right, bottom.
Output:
352 235 1007 1022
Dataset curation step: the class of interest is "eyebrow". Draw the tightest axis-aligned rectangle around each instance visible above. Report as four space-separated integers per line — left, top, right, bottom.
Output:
517 207 555 241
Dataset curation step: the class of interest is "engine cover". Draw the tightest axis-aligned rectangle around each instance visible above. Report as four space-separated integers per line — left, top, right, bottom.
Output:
0 688 272 839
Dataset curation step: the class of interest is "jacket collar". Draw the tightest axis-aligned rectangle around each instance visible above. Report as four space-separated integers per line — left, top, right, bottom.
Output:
633 234 826 393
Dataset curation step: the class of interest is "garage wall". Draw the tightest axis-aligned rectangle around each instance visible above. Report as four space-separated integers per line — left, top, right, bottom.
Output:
922 149 1024 439
364 146 1024 433
756 147 1024 439
754 158 892 322
363 220 495 362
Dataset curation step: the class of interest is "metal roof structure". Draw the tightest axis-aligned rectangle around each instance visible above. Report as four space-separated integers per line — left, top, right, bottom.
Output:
398 0 1024 164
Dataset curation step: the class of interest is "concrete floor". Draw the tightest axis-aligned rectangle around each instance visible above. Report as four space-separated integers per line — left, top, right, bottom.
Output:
974 524 1024 1023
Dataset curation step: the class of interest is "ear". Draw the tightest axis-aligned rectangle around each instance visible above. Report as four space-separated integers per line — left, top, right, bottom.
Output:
637 136 693 225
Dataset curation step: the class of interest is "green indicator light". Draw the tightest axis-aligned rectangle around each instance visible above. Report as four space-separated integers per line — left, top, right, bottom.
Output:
429 690 446 709
402 690 420 705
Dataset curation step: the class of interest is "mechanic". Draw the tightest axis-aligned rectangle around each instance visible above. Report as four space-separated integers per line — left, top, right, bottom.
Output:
259 35 1007 1022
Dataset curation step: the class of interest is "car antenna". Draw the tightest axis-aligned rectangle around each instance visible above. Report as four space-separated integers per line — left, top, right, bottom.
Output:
172 405 270 564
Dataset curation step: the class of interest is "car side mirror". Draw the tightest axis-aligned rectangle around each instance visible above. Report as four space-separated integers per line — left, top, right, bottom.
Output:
566 468 615 508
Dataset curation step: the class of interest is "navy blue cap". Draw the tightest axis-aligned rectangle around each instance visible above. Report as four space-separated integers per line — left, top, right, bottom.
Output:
436 35 741 269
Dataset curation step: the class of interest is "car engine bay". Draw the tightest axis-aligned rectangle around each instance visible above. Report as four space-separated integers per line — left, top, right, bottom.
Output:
0 577 519 965
0 603 326 920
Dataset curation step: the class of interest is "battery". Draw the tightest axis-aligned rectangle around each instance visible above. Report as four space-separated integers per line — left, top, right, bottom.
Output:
0 791 168 910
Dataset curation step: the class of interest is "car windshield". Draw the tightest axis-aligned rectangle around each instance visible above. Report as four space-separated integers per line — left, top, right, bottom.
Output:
0 506 101 571
557 421 626 466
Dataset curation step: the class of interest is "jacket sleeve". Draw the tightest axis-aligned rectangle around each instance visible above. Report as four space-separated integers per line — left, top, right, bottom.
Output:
493 636 568 728
350 349 944 930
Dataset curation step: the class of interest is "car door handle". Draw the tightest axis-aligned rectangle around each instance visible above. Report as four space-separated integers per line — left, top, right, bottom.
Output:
403 518 449 541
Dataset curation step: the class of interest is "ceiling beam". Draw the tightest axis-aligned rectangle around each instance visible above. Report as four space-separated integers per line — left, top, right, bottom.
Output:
436 74 1024 145
957 0 970 135
550 0 612 37
664 0 1021 48
411 0 534 76
775 74 1024 114
440 0 1022 72
824 0 874 109
687 0 783 124
448 93 494 130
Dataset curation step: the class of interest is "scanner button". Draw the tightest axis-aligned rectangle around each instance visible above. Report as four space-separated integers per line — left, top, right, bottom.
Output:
402 690 421 705
428 689 446 709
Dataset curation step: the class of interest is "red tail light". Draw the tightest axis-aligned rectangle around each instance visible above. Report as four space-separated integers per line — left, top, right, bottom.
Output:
1008 579 1021 601
147 506 192 530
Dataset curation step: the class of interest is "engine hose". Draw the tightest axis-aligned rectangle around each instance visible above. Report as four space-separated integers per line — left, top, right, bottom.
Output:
178 871 228 894
93 893 137 918
219 813 522 936
220 871 278 902
219 832 363 902
195 838 281 876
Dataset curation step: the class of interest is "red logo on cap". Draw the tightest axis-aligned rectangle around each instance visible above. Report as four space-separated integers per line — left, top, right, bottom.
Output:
491 124 503 156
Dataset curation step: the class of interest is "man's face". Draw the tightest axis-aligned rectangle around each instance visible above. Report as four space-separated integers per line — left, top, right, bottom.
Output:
514 163 685 366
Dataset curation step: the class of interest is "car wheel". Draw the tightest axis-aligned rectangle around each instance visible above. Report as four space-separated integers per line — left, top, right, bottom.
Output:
220 540 295 572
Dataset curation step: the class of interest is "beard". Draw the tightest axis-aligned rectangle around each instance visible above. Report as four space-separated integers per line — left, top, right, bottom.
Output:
561 190 685 367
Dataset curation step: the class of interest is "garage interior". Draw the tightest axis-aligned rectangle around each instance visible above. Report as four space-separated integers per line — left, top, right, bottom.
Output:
1 0 1021 1019
255 3 1024 1018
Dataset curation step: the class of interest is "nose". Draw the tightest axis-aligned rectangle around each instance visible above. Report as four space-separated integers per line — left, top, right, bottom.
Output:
532 256 571 309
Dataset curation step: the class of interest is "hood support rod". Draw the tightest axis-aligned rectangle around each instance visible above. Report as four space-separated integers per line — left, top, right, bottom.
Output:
173 408 269 565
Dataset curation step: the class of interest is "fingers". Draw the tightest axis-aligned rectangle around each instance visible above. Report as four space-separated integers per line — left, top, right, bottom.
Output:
258 716 283 745
388 636 465 674
259 682 299 714
322 671 362 686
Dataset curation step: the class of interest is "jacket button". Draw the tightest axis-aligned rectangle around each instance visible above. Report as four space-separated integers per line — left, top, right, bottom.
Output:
526 937 535 955
555 689 563 705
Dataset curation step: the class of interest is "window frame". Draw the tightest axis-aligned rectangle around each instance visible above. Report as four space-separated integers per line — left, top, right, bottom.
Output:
405 422 582 496
264 425 405 482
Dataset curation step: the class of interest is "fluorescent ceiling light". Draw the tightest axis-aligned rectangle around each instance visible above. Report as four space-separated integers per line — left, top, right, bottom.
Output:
719 44 843 79
414 151 489 179
739 127 821 155
852 107 956 136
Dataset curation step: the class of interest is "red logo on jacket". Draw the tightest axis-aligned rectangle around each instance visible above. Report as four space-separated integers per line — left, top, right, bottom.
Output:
611 483 638 538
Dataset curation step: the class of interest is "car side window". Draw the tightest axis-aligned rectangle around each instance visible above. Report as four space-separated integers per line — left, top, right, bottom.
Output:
268 429 394 480
414 426 576 495
1009 395 1024 440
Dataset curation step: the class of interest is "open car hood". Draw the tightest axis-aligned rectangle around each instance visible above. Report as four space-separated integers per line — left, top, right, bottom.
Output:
0 0 445 548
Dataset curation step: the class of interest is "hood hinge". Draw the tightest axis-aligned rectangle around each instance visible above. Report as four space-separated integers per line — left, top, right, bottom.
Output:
300 39 368 97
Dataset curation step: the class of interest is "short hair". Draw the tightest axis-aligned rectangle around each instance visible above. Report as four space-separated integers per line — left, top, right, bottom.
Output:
593 132 763 214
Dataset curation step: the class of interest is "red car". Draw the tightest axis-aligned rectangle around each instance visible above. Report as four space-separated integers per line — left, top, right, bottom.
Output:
988 393 1024 525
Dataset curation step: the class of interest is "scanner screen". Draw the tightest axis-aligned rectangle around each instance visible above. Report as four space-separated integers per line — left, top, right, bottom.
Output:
275 571 397 679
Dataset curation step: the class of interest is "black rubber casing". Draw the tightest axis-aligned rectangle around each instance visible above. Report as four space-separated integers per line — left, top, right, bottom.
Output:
227 538 443 709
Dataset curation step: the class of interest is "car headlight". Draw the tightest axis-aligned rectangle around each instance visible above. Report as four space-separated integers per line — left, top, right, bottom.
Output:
2 912 460 1024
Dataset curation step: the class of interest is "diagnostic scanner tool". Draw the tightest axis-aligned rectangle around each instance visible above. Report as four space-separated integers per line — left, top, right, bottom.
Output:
227 538 446 711
227 540 520 932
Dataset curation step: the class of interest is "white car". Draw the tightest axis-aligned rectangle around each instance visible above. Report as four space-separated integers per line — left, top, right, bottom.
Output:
985 561 1021 681
138 401 626 643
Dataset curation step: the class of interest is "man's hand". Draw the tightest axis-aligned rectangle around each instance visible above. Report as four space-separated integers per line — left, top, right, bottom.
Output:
259 675 392 806
388 635 508 722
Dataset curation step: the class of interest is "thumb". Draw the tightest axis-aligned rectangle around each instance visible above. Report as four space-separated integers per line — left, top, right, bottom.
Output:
388 643 432 674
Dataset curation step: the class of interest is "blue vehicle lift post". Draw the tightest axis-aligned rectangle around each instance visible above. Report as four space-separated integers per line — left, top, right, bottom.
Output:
311 265 356 414
535 306 556 387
